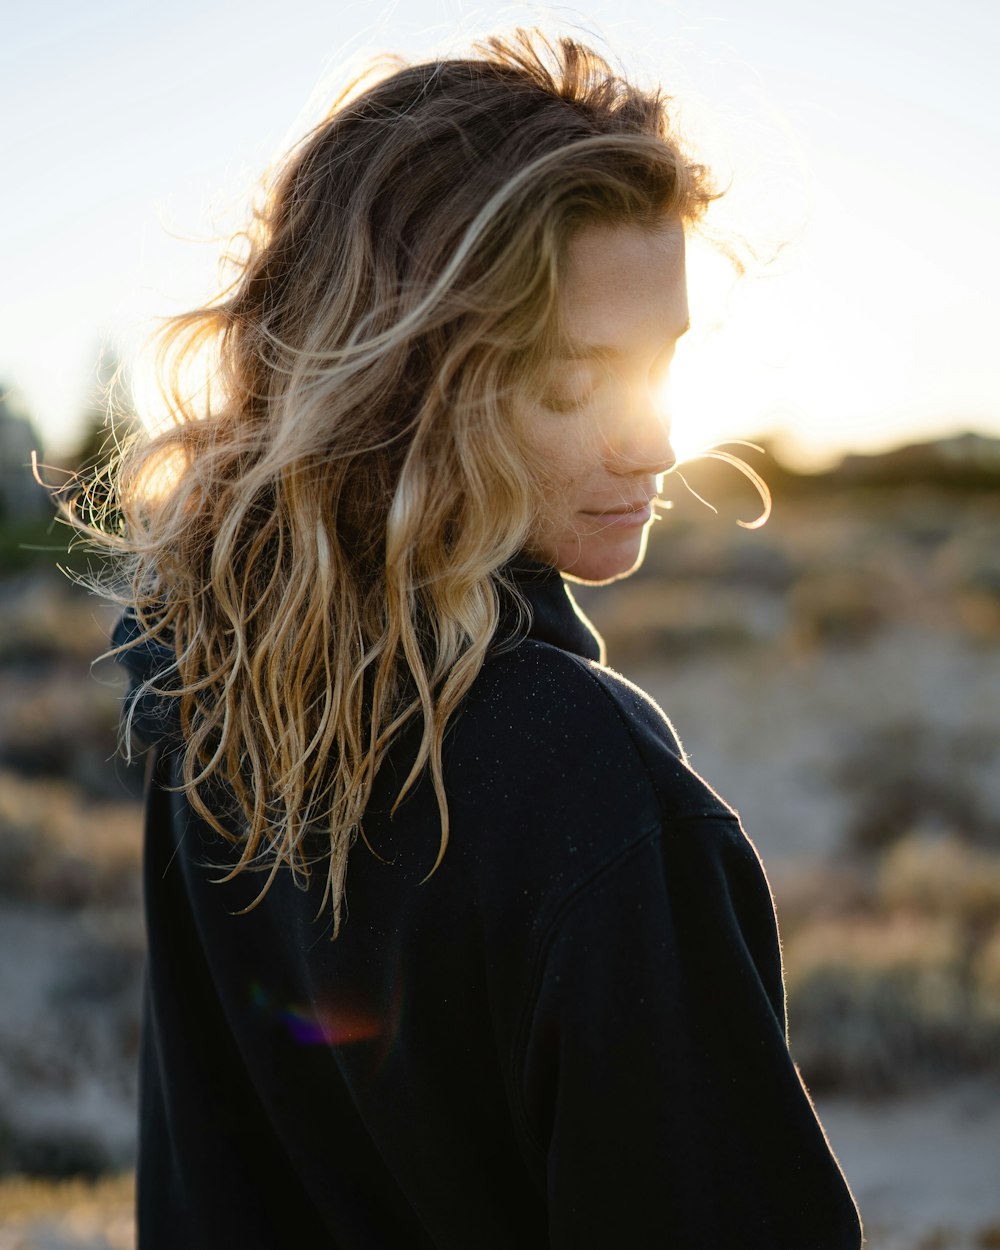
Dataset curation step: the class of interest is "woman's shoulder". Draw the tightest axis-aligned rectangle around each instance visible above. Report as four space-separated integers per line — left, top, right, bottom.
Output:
433 637 753 1024
458 636 737 831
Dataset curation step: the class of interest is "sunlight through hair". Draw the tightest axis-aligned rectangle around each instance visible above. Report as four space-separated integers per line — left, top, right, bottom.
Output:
672 440 772 530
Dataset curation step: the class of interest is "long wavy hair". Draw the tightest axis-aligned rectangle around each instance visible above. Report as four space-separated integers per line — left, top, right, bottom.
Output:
77 30 715 934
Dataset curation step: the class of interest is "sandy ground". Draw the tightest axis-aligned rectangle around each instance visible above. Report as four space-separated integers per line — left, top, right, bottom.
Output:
632 627 1000 865
0 906 138 1179
818 1080 1000 1250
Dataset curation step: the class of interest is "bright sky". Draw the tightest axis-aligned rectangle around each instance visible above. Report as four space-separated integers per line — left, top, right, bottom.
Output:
2 0 998 468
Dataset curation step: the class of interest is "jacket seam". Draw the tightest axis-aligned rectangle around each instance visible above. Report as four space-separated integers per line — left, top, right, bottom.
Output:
508 650 743 1167
509 809 745 1166
509 824 660 1164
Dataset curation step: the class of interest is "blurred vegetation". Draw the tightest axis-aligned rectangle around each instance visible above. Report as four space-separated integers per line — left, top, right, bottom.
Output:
0 345 138 581
778 834 1000 1096
836 723 1000 854
0 771 141 907
0 1171 134 1248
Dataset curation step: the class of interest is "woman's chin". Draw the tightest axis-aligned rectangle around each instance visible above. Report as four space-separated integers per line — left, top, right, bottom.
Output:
559 528 650 585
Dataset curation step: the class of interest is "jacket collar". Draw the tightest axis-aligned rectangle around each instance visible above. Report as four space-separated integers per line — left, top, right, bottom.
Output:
499 557 605 664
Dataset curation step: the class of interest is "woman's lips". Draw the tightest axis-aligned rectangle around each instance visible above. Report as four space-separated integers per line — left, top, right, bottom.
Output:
581 503 653 528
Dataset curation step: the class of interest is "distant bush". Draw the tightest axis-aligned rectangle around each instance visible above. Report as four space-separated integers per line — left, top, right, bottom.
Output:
0 771 140 908
788 567 891 649
782 834 1000 1095
936 528 1000 644
833 724 1000 854
0 577 143 800
0 573 116 666
0 517 62 576
879 835 1000 929
582 578 763 665
0 1170 134 1240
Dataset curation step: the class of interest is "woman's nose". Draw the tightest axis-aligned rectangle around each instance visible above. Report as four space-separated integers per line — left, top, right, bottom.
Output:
609 387 676 475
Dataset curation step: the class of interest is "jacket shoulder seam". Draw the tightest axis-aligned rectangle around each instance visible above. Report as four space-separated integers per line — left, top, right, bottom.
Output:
508 824 660 1164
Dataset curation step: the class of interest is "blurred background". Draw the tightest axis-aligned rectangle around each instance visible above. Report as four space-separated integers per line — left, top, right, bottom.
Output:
2 1 999 1247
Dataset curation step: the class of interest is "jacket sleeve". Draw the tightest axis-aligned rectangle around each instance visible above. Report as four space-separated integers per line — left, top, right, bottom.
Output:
514 816 863 1250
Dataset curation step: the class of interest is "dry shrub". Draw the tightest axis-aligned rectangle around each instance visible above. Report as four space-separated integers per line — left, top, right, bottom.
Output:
0 659 137 801
915 1229 962 1250
956 590 1000 644
973 927 1000 1019
0 1170 134 1247
880 835 1000 929
784 835 1000 1094
584 578 760 665
786 913 994 1093
788 567 891 650
835 726 1000 854
0 771 140 907
935 521 1000 645
0 575 116 666
770 860 873 942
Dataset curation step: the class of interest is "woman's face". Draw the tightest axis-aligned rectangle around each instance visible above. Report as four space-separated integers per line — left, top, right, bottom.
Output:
522 219 689 584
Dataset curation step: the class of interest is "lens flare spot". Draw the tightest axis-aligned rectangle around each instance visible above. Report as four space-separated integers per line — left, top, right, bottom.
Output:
248 974 403 1061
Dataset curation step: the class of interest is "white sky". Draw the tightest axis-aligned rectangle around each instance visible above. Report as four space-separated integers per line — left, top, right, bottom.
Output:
2 0 998 467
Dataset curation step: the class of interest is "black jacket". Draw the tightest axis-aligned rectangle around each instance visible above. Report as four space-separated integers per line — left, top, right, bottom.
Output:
115 561 862 1249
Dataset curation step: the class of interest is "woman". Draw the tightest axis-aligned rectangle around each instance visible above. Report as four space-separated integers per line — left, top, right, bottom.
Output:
101 30 862 1249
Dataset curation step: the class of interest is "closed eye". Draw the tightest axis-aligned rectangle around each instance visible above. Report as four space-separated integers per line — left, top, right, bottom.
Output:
541 391 594 413
541 361 602 412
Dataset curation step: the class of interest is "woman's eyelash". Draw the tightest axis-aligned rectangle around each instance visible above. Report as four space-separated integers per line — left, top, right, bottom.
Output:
542 364 602 411
542 388 594 412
